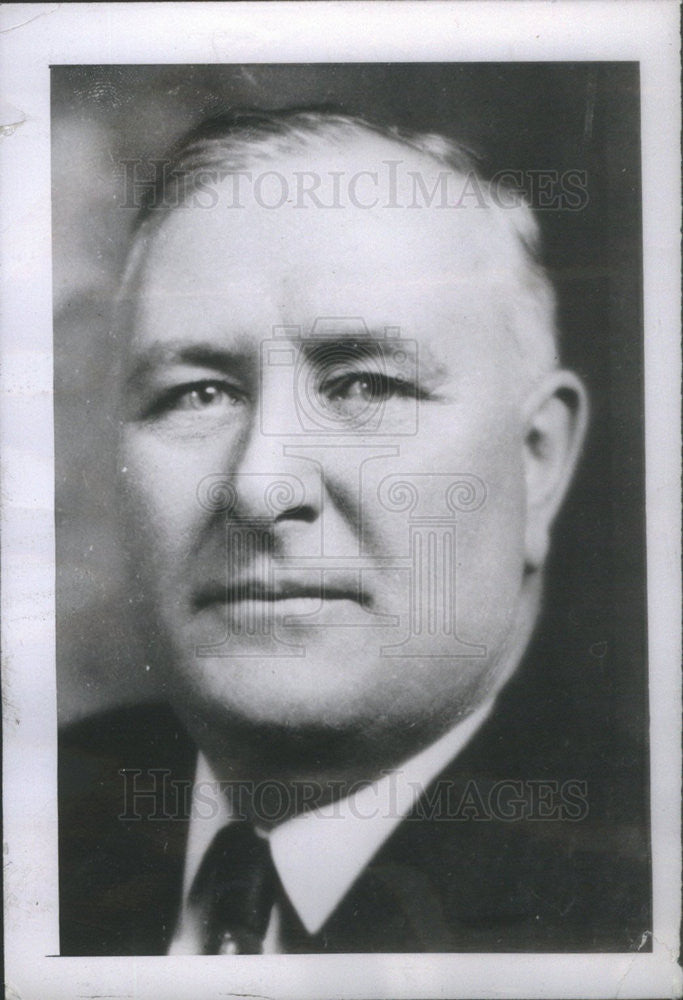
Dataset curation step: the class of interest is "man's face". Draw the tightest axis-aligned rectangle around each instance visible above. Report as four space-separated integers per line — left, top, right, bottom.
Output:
119 137 538 764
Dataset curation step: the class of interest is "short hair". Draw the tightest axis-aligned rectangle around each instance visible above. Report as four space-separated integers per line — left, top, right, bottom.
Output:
121 108 560 380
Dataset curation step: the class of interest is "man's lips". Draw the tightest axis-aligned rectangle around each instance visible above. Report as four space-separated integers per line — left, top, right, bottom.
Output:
193 574 369 610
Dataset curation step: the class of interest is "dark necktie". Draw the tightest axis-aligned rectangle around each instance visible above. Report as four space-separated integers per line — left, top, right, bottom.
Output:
188 822 278 954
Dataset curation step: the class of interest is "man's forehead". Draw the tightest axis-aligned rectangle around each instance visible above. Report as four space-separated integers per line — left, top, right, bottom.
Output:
118 129 528 370
130 209 506 350
134 142 507 284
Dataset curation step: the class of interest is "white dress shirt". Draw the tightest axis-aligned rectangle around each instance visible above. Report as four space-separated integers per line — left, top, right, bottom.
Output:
169 700 493 953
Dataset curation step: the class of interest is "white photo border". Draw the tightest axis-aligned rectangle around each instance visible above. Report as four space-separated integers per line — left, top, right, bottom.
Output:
1 2 680 998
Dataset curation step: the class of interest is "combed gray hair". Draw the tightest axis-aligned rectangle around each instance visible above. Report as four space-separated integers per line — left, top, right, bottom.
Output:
123 109 560 379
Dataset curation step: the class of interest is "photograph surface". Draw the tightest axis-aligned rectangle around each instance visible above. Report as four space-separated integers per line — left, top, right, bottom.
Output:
54 61 651 958
1 5 680 999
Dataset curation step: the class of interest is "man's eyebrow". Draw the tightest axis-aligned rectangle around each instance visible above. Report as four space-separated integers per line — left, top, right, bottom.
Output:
299 334 448 382
298 333 417 360
301 327 412 344
125 342 255 384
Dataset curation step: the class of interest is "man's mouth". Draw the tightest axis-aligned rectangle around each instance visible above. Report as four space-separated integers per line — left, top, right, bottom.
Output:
193 574 369 610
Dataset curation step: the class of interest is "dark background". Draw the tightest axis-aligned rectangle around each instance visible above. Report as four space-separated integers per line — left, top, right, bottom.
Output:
52 64 647 913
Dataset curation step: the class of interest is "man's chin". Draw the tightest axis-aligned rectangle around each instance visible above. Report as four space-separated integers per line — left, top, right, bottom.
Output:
167 655 387 730
161 648 498 779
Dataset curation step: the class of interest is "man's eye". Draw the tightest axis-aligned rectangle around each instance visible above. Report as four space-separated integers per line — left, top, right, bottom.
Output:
175 383 240 411
147 380 244 420
320 371 412 406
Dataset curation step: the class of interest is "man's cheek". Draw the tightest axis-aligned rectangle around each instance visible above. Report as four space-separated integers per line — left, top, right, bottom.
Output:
119 469 188 594
452 483 526 644
122 434 203 524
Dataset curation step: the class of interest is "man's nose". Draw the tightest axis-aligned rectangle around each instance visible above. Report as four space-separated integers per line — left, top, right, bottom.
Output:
227 372 320 524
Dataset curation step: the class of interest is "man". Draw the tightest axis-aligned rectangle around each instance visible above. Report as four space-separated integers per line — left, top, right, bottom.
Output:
59 110 647 954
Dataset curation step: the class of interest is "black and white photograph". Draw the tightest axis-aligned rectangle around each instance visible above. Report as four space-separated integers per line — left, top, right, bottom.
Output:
1 4 680 999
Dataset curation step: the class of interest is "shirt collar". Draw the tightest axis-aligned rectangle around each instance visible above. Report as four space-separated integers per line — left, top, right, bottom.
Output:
181 700 493 936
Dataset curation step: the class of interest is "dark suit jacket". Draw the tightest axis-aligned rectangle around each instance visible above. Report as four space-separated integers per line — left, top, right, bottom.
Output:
59 650 651 956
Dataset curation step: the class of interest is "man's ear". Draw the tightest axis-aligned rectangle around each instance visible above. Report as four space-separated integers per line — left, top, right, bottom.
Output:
522 369 589 570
